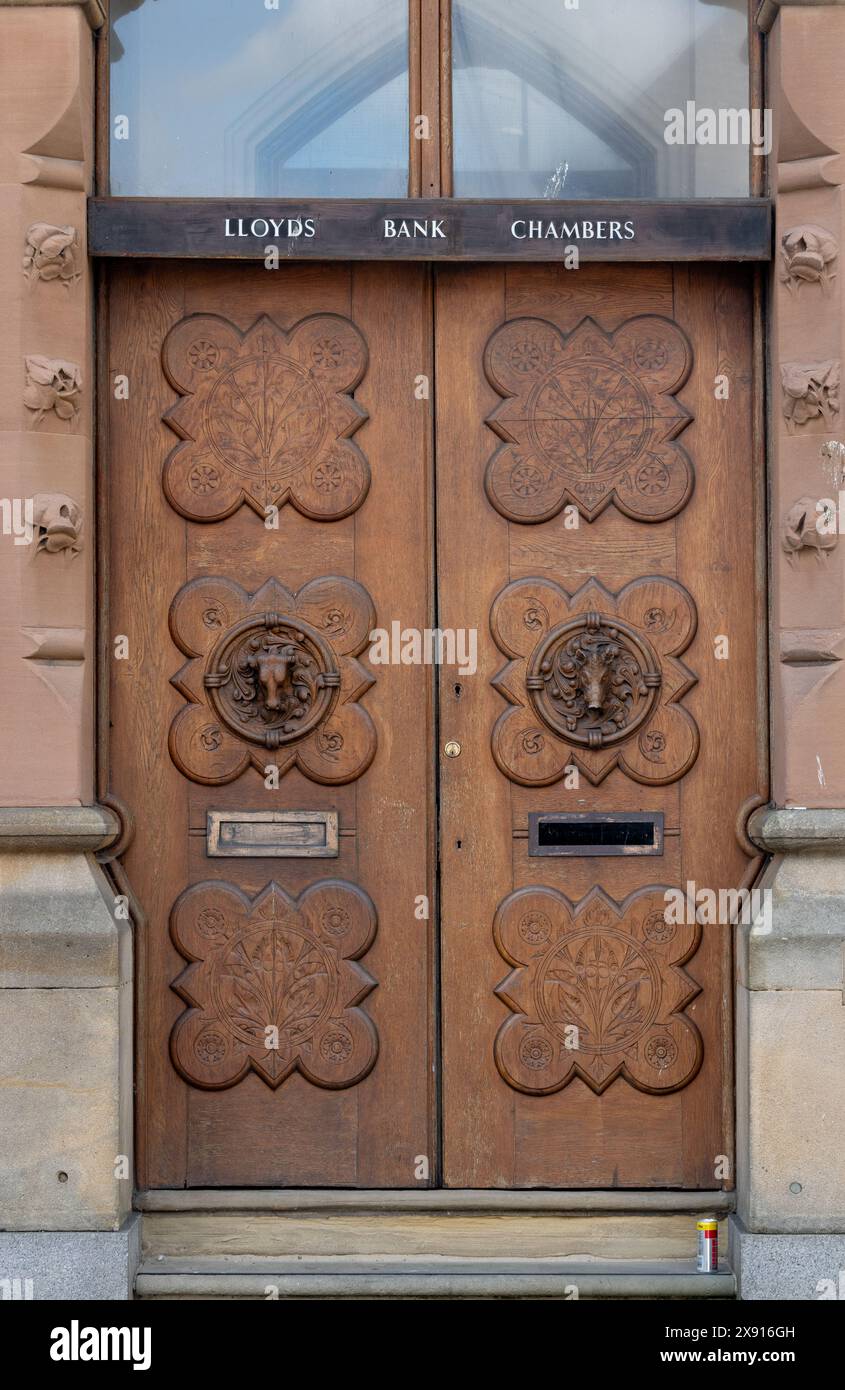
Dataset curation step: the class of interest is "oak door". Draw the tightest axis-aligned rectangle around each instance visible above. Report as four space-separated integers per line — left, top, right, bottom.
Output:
436 264 765 1188
106 262 436 1187
106 260 764 1190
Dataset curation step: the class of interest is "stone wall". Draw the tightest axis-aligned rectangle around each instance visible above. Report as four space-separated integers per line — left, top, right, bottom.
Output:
0 1 137 1301
731 0 845 1300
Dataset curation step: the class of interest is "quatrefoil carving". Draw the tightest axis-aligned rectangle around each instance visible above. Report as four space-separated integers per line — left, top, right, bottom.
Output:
170 879 378 1091
169 575 376 786
161 312 369 522
494 885 703 1096
491 576 699 786
484 315 694 523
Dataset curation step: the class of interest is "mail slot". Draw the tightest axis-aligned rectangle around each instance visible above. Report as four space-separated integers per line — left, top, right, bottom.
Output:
207 810 339 858
528 812 664 857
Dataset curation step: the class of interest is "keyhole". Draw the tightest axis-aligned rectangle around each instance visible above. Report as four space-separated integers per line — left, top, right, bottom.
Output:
454 683 463 699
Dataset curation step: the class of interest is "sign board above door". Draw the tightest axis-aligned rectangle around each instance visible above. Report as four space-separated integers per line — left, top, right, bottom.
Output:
88 199 772 262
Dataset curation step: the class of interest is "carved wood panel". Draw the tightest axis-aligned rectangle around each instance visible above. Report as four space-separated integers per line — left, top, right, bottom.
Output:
483 314 694 524
494 885 702 1096
109 262 434 1188
170 879 378 1091
491 575 699 786
168 575 377 785
162 312 369 522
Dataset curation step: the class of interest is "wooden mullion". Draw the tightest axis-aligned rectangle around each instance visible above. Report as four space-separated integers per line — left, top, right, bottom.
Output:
439 0 453 197
419 0 442 196
409 0 423 196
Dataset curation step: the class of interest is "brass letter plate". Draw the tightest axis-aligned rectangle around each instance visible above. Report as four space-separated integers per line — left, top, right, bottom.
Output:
207 810 339 858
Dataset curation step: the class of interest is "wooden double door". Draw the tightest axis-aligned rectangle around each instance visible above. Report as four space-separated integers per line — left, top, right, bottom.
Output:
106 260 764 1190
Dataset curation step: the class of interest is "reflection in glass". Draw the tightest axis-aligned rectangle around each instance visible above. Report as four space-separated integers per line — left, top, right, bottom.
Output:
453 0 751 198
109 0 409 196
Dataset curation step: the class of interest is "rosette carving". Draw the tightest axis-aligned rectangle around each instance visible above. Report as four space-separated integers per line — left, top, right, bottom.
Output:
170 879 378 1090
494 885 703 1095
491 576 699 786
483 314 693 523
161 312 369 521
169 575 376 785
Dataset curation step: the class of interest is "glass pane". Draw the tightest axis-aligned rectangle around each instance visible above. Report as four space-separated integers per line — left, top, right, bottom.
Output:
109 0 409 196
453 0 751 198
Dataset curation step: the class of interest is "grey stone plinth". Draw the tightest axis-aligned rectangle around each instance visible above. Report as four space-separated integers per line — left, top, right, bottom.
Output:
0 1217 140 1301
731 1218 845 1300
735 839 845 1239
0 806 120 855
0 852 132 1231
747 806 845 854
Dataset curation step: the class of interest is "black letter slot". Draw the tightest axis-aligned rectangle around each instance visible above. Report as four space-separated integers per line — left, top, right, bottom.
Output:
528 812 664 857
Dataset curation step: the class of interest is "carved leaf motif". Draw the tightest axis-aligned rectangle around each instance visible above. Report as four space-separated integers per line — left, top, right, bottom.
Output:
170 880 378 1091
494 886 703 1096
162 313 369 521
484 315 693 523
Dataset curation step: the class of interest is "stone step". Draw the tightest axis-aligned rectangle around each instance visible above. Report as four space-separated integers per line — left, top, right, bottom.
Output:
136 1190 735 1298
136 1255 736 1300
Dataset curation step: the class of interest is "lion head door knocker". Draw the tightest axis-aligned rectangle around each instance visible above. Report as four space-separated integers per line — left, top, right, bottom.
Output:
483 314 694 524
169 575 376 785
491 576 699 786
493 885 703 1096
161 312 369 522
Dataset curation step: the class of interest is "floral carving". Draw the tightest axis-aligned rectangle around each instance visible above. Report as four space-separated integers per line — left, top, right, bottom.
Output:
170 879 378 1090
494 885 703 1095
780 225 837 295
23 356 81 427
781 361 840 432
483 315 694 524
161 312 369 522
31 493 83 555
491 576 699 786
782 495 838 564
22 223 81 288
169 575 376 786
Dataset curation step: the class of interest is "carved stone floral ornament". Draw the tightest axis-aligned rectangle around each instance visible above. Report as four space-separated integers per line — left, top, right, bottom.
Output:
161 312 369 522
22 223 81 288
23 356 81 427
170 879 378 1091
781 360 840 432
780 225 838 295
491 575 699 786
169 575 376 785
483 314 694 524
494 885 703 1096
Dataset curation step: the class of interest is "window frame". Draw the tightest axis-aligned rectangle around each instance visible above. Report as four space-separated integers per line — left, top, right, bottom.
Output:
92 0 769 262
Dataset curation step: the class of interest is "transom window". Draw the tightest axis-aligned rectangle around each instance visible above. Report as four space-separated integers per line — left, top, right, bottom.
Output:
107 0 754 198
